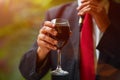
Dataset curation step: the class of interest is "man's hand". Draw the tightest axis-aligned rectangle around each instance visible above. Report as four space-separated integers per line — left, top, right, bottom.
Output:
77 0 110 32
37 21 58 61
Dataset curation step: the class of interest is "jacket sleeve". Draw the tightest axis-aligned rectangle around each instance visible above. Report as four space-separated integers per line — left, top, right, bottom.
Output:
19 8 53 79
19 42 51 80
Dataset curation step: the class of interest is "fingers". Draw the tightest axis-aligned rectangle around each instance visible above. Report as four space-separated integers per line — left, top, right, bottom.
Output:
76 0 110 33
77 0 97 10
37 21 58 50
38 33 57 46
44 21 55 28
40 21 57 36
37 33 57 50
40 26 57 36
77 0 99 16
78 4 97 15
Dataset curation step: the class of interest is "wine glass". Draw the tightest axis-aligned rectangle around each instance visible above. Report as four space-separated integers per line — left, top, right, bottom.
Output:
51 18 71 76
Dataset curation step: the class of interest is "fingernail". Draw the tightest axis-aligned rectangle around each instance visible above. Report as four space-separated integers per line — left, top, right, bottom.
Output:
54 40 58 44
53 47 57 50
76 7 79 10
53 31 57 36
78 12 82 16
78 12 81 15
52 24 55 27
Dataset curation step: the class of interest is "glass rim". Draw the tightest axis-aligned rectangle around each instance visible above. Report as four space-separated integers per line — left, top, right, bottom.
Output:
51 18 69 25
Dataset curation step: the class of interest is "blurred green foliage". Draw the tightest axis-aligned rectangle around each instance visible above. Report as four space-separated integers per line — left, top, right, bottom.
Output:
0 0 120 80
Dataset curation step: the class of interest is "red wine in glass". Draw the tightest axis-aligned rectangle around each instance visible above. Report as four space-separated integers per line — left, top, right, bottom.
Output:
55 25 70 49
51 18 71 76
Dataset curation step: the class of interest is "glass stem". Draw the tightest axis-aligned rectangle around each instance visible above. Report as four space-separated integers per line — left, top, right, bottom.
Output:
57 49 62 69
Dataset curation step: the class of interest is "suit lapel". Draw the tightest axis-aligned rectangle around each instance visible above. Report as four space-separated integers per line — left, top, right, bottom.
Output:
67 2 81 80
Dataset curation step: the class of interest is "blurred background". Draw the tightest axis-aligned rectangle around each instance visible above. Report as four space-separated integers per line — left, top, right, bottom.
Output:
0 0 120 80
0 0 74 80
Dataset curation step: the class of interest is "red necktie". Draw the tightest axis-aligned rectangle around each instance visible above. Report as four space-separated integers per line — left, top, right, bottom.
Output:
80 14 95 80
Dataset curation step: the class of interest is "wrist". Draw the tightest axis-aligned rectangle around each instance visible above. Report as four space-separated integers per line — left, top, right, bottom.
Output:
37 47 50 62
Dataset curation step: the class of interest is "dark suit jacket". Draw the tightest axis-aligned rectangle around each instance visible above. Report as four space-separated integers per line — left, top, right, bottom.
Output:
19 1 120 80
